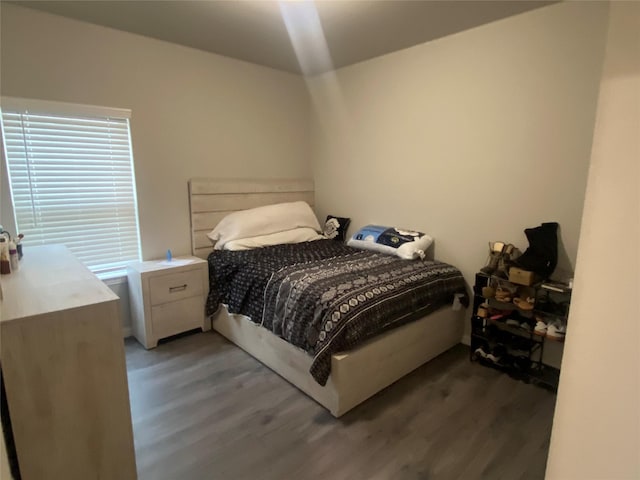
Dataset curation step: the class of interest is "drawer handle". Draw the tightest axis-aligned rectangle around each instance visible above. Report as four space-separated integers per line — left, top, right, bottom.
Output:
169 284 188 293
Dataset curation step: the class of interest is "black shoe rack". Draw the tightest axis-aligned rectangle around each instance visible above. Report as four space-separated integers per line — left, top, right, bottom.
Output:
469 272 566 390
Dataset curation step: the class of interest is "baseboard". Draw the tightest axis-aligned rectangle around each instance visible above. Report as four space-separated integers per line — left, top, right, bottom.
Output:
122 326 132 338
461 334 471 346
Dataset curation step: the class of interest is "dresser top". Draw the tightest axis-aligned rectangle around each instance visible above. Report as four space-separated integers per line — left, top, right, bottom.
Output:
0 244 118 323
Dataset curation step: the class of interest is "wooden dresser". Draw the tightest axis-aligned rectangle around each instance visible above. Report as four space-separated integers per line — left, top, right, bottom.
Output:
0 245 137 480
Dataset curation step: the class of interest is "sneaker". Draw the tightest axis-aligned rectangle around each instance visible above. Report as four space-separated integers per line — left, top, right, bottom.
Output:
546 321 566 341
534 320 548 336
486 344 507 364
474 345 489 359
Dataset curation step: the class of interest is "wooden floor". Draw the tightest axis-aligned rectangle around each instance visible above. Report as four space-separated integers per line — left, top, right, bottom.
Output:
125 331 557 480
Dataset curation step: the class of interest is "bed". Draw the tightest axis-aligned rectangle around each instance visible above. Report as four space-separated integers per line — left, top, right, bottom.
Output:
189 178 466 417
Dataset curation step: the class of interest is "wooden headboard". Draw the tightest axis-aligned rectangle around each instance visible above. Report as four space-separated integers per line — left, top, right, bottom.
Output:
188 178 315 259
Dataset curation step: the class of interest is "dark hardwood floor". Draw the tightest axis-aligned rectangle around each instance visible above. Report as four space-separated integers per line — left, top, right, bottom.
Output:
125 331 556 480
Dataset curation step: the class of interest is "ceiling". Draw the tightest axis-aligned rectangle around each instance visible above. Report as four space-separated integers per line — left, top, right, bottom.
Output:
14 0 554 76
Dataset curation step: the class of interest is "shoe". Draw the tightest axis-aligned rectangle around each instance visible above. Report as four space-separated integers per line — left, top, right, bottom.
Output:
505 318 520 327
534 319 548 336
514 296 535 311
486 344 507 364
520 320 532 332
480 242 504 275
495 286 513 303
495 244 517 279
473 339 490 360
474 345 489 359
546 321 566 341
514 222 559 277
489 312 511 322
482 286 496 298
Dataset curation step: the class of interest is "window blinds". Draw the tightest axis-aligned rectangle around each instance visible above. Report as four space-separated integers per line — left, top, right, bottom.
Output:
1 100 141 276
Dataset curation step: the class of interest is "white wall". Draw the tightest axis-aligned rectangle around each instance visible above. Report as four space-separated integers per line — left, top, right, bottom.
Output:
309 2 609 295
0 3 311 261
546 2 640 478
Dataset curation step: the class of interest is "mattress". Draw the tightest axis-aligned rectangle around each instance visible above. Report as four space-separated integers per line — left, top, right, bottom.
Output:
206 239 466 385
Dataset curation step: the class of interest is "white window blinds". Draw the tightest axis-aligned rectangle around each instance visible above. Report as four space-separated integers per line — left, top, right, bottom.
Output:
1 98 141 276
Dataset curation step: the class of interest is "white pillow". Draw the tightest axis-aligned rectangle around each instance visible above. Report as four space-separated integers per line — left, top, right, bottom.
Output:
208 201 321 250
347 225 433 260
223 227 324 251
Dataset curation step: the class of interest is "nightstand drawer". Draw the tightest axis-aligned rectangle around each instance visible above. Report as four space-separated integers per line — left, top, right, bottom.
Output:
149 269 203 306
151 296 204 339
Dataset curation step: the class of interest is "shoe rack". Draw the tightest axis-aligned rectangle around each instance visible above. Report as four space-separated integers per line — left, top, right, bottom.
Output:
469 272 571 390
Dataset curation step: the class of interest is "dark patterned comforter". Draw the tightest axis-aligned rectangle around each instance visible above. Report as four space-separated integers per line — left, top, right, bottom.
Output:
206 240 466 385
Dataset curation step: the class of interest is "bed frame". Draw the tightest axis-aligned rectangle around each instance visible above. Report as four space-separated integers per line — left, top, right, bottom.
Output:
188 178 464 417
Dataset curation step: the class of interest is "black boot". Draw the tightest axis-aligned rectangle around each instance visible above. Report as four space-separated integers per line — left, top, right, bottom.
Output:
514 222 558 278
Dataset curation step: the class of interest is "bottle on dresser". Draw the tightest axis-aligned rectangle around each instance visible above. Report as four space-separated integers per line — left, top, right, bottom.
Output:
0 237 11 274
8 239 19 272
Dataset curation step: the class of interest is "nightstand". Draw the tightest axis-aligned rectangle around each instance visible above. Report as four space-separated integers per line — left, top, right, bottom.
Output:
127 256 210 349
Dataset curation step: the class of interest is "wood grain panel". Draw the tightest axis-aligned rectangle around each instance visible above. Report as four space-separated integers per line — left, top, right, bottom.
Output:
212 309 339 413
190 192 314 213
191 206 314 232
193 230 213 250
151 296 204 340
126 333 557 480
149 269 204 305
191 211 233 231
212 305 463 417
2 302 137 480
0 245 137 480
193 247 212 260
188 178 314 258
189 178 313 195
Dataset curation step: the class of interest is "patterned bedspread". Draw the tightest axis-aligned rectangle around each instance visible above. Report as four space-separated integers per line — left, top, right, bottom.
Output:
206 240 466 385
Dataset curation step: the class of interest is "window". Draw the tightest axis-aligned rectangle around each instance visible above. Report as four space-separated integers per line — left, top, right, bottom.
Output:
1 97 141 276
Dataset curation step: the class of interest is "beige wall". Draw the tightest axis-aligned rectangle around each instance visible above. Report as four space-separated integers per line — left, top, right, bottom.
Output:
546 2 640 478
0 3 311 260
309 2 608 294
0 421 11 480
